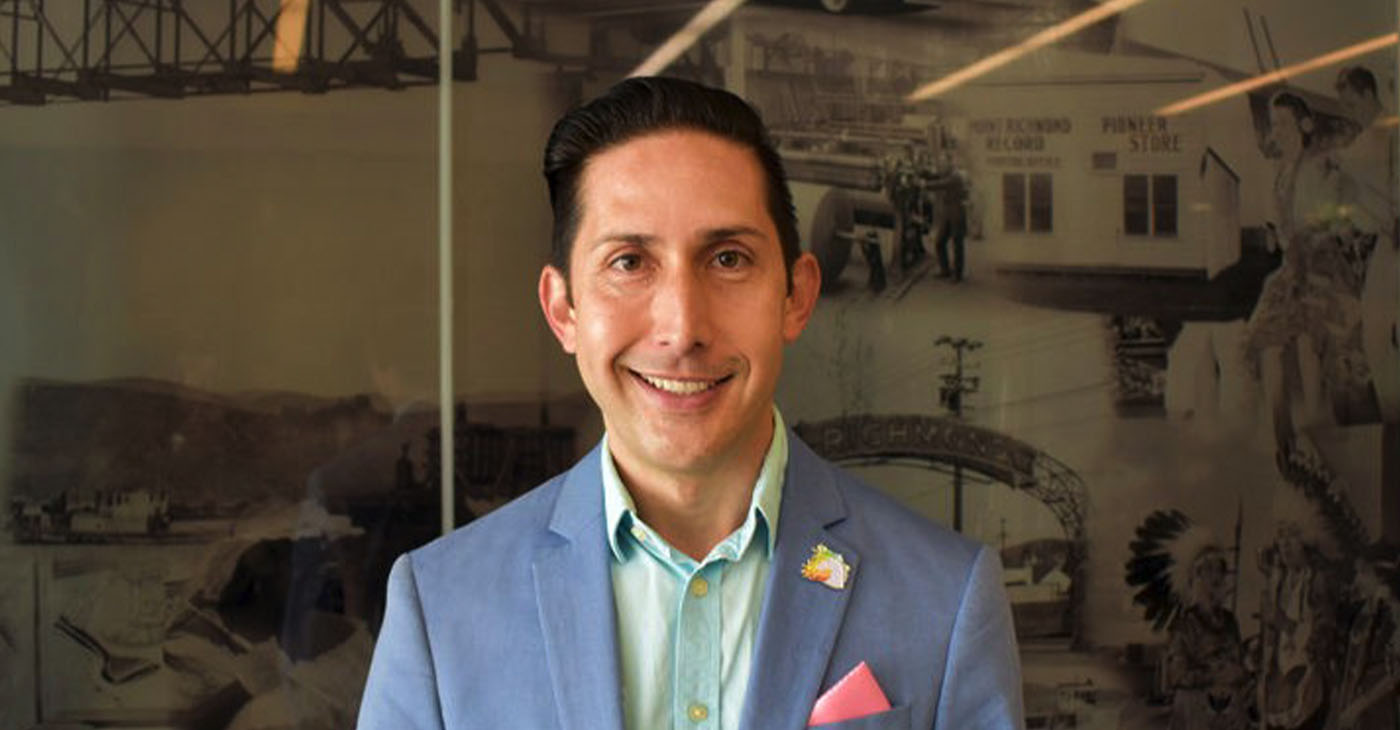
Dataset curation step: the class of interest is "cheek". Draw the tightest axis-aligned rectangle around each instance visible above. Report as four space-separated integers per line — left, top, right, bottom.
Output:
729 312 788 374
575 301 640 358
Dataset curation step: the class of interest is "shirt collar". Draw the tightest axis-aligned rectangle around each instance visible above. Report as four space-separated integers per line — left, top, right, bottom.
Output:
602 406 787 564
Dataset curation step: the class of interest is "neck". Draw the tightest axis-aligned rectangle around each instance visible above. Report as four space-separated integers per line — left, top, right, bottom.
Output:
612 415 775 562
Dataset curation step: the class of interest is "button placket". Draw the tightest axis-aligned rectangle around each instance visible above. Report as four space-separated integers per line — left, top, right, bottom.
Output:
674 562 721 728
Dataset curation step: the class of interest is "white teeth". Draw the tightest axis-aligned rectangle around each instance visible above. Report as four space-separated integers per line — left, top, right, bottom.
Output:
640 374 718 395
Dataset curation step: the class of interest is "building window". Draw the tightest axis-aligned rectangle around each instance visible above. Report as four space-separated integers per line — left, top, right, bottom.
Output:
1003 172 1053 233
1003 173 1026 232
1152 174 1177 236
1124 174 1177 237
1029 173 1053 232
1124 175 1149 234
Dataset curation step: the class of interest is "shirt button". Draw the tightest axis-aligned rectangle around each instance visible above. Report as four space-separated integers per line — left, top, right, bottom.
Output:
687 702 709 722
689 576 709 598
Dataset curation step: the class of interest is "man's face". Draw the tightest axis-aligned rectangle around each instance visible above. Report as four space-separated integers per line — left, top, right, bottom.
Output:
1268 104 1303 157
1189 551 1228 609
539 130 819 478
1338 84 1379 123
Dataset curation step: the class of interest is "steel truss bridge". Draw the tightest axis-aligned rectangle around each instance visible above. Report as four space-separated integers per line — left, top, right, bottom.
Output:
0 0 715 105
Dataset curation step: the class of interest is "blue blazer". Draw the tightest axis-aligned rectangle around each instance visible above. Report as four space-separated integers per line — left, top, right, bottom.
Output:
358 431 1024 729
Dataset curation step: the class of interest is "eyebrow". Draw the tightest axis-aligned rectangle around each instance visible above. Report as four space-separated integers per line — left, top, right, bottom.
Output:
591 232 656 248
703 226 767 244
590 225 769 249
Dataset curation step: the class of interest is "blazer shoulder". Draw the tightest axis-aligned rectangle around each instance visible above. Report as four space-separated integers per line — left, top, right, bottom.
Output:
405 469 568 581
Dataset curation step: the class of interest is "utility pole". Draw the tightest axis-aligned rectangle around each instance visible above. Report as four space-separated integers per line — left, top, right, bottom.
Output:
935 335 981 532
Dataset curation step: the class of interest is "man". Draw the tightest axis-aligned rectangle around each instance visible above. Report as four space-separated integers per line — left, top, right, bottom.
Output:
885 143 932 274
928 152 969 283
357 77 1023 730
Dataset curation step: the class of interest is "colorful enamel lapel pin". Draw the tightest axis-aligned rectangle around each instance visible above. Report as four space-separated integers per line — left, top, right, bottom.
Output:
801 543 851 590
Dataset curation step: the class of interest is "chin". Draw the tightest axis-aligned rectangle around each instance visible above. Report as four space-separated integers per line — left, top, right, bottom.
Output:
628 427 729 472
642 438 720 472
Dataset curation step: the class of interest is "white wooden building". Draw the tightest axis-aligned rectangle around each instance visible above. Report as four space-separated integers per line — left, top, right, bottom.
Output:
941 49 1269 281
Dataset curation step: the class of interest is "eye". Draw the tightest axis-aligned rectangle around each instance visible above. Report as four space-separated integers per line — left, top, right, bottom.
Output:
609 253 643 272
714 249 748 269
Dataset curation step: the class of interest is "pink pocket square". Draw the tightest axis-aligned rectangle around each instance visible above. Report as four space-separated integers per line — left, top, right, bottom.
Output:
807 661 892 726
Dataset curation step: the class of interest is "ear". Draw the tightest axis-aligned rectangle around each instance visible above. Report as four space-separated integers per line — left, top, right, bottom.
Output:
538 265 577 354
781 252 821 343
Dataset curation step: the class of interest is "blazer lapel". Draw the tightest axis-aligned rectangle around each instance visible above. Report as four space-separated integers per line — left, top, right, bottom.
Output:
739 435 859 730
533 446 625 730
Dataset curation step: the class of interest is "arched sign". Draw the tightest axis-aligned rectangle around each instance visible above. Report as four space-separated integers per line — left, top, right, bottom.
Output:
795 413 1038 487
795 414 1088 643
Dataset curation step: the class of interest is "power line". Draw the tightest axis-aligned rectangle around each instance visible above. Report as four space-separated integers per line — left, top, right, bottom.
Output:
935 335 982 532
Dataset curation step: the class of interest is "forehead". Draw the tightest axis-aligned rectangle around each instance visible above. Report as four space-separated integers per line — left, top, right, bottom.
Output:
573 129 773 238
1195 552 1225 567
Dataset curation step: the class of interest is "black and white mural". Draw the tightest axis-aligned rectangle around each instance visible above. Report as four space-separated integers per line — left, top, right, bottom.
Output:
748 2 1397 727
3 0 1395 727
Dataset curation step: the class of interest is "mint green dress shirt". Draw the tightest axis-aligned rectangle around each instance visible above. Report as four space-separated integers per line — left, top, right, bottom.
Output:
601 408 787 730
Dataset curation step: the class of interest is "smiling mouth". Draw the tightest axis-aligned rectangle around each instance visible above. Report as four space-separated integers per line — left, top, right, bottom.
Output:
631 370 734 395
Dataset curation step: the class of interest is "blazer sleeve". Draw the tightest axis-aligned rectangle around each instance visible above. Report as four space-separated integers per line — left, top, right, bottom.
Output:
932 545 1026 729
357 553 446 730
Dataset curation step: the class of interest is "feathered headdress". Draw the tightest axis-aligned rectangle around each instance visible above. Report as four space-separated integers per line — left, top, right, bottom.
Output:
1124 510 1222 632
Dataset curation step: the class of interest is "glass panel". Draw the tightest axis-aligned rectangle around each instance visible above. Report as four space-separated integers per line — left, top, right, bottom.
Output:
1 0 443 724
426 0 1393 726
444 25 591 528
1124 174 1150 235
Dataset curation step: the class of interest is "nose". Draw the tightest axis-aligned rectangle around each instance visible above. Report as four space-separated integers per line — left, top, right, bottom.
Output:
650 266 711 353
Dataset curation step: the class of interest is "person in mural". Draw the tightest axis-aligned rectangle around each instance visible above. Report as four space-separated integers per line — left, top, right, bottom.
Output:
883 142 933 273
1333 65 1400 427
927 151 971 283
1245 91 1375 465
1334 545 1400 730
1163 536 1251 730
358 77 1024 729
1124 511 1250 730
1257 519 1342 730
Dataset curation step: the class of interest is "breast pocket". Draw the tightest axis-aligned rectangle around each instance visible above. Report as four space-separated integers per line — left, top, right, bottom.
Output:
809 704 910 730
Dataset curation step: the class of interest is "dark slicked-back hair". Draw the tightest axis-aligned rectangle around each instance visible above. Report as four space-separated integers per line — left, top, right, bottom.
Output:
542 76 800 289
1337 65 1379 99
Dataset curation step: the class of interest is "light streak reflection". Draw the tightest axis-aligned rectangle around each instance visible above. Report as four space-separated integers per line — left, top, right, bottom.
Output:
629 0 747 78
272 0 311 73
1155 33 1399 117
905 0 1148 102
